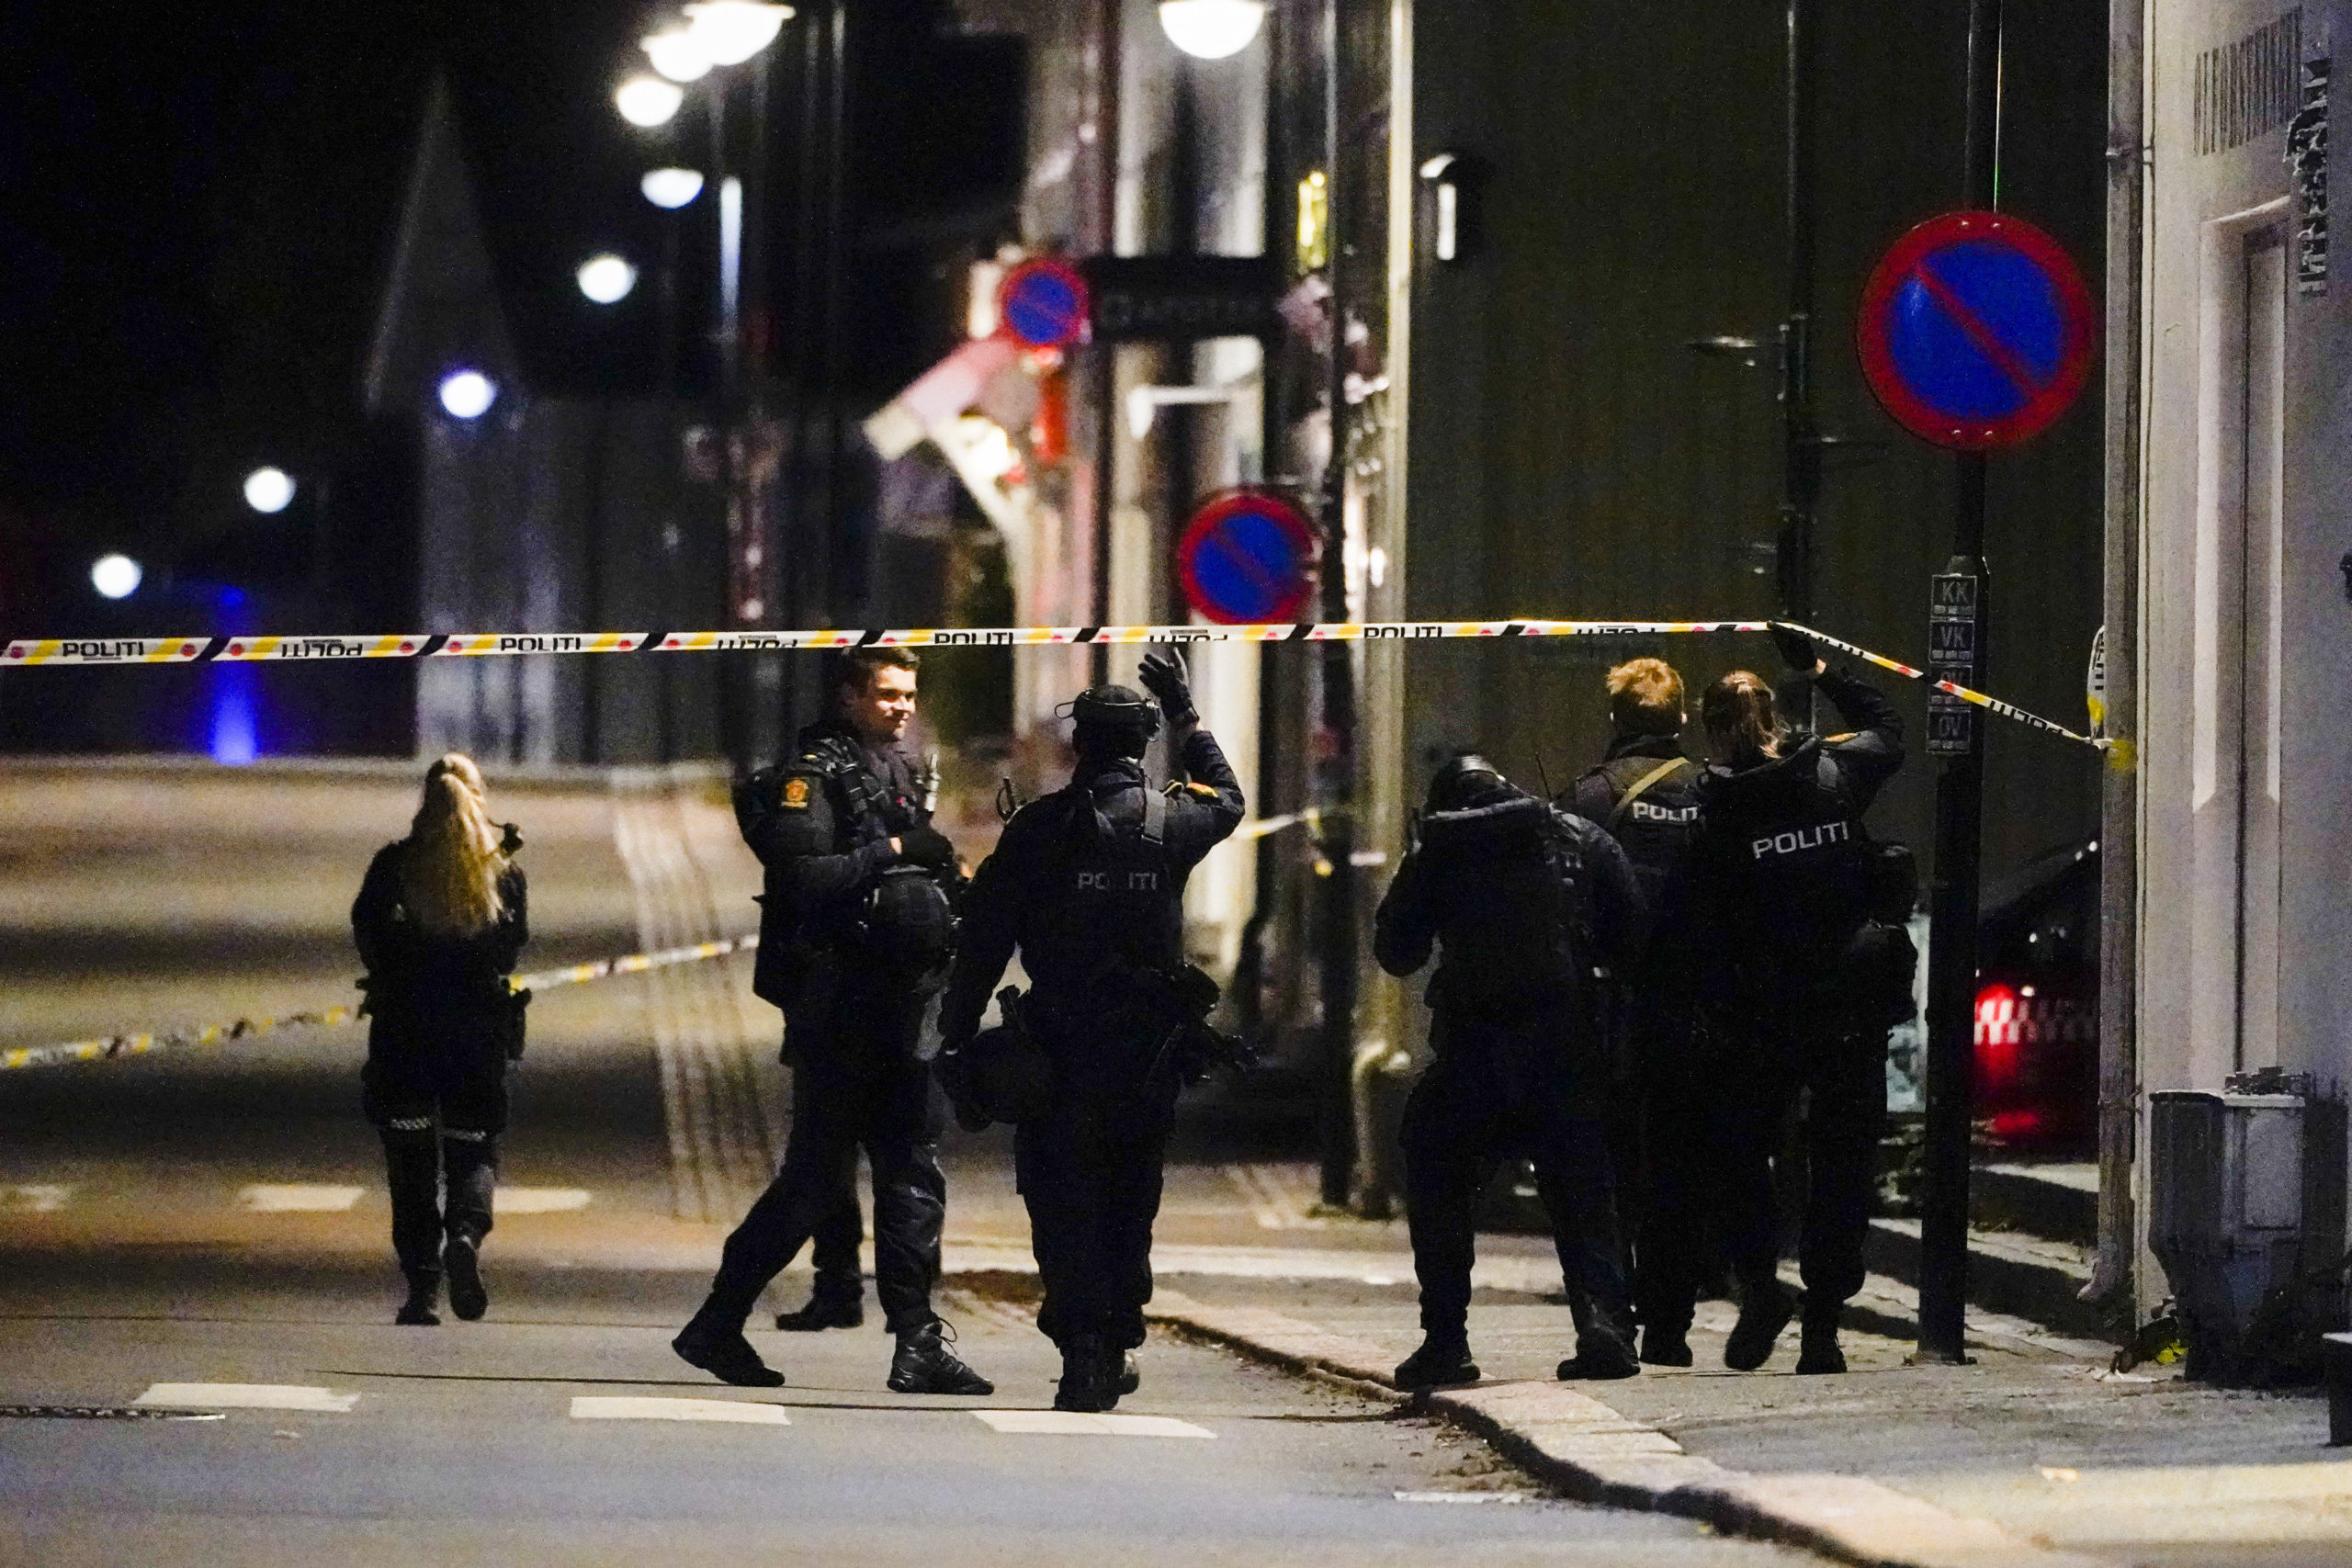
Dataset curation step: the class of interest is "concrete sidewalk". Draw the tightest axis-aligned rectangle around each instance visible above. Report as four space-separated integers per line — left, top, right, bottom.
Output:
1139 1271 2346 1568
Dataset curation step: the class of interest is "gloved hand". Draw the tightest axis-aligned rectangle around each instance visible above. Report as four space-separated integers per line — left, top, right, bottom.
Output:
1138 649 1198 725
1769 623 1822 674
896 823 957 869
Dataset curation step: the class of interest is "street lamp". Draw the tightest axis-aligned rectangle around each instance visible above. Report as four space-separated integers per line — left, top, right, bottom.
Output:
616 73 685 128
1158 0 1265 59
640 167 706 209
577 254 639 304
437 369 497 420
90 553 142 600
642 27 714 83
242 466 295 514
684 2 793 66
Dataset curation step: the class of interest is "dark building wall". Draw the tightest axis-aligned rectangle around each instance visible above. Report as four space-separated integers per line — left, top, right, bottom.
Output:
1402 0 2108 886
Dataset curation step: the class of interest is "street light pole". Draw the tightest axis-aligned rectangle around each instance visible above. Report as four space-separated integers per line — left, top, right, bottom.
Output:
1314 0 1359 1210
1916 0 2003 1367
1778 0 1819 625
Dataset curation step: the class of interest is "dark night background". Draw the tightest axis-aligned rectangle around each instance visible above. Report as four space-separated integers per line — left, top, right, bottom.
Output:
0 0 1023 660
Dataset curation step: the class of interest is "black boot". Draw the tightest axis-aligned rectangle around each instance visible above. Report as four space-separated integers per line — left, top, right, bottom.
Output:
1557 1297 1640 1381
888 1319 994 1395
1114 1348 1141 1397
1794 1301 1847 1375
1054 1336 1118 1412
776 1282 865 1332
673 1303 786 1388
442 1231 488 1322
1639 1323 1693 1367
1724 1278 1794 1371
395 1268 441 1326
1394 1334 1480 1390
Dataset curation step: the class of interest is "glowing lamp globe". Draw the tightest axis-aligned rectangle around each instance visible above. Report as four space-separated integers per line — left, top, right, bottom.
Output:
684 3 793 66
242 466 295 514
642 28 715 83
616 74 685 128
577 254 639 305
1158 0 1265 60
640 167 706 209
437 370 497 420
91 553 142 600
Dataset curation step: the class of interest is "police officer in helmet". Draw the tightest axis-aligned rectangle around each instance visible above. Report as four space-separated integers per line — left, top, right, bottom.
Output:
1686 626 1908 1375
673 647 991 1396
1376 752 1647 1388
938 650 1245 1412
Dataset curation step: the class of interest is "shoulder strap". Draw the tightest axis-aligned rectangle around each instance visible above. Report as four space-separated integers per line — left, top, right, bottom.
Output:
1142 787 1168 847
1609 757 1694 829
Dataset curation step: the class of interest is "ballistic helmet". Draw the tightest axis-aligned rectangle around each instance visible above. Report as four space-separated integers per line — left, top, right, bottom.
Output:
1427 752 1513 812
1068 683 1160 732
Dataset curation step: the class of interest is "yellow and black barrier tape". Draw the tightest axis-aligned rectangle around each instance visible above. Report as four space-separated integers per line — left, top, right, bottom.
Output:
0 615 2118 761
0 933 759 1074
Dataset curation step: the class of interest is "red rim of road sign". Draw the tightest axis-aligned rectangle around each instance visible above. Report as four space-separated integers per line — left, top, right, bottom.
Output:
997 257 1091 349
1178 489 1320 626
1856 210 2097 452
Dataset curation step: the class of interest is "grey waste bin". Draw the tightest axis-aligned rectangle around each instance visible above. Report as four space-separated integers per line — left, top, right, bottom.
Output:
2148 1089 2306 1385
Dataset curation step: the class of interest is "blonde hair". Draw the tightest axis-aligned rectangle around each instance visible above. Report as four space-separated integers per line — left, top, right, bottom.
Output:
1606 658 1686 737
1702 671 1784 768
401 753 506 935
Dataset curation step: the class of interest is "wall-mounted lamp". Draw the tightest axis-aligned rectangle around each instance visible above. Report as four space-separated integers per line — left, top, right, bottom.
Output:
1417 152 1482 265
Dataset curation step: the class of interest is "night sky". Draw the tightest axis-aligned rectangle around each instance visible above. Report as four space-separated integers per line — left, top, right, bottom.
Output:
0 0 1014 636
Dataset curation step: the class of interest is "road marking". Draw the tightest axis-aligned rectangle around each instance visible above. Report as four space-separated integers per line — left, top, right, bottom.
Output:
1395 1491 1531 1505
133 1383 358 1413
494 1187 593 1213
0 1404 223 1421
570 1396 789 1425
972 1410 1215 1438
238 1184 364 1213
0 1185 71 1213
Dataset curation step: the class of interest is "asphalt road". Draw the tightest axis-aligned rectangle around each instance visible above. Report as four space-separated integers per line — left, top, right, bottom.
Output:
0 760 1815 1567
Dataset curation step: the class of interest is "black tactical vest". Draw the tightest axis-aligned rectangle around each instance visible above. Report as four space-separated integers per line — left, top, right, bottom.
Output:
1576 753 1702 918
1021 782 1182 1001
1702 745 1875 979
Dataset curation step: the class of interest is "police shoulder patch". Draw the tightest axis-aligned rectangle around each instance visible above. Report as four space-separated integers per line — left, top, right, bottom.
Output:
782 776 813 810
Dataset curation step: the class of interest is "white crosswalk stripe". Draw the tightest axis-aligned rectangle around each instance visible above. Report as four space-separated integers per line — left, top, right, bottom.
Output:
133 1383 359 1413
972 1410 1215 1438
492 1187 593 1213
570 1396 789 1424
0 1185 71 1213
237 1184 364 1213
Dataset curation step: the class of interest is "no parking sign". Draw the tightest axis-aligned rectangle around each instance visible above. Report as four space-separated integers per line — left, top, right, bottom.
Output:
1856 210 2096 452
1178 490 1319 625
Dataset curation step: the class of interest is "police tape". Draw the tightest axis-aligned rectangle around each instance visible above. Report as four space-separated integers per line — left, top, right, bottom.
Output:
0 934 759 1074
1775 621 2125 764
0 615 2116 760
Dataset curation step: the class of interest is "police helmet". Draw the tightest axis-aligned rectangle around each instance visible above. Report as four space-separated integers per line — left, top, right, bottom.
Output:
1064 683 1160 733
1427 752 1513 812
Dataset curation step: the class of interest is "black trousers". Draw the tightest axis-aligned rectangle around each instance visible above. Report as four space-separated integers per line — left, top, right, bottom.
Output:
1014 1017 1178 1352
1399 1011 1628 1340
792 1063 866 1299
707 991 944 1335
363 1057 507 1276
1641 1010 1888 1326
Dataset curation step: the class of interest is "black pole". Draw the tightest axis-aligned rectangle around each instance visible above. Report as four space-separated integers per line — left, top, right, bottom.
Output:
1778 0 1819 624
1917 0 2003 1366
1315 0 1359 1210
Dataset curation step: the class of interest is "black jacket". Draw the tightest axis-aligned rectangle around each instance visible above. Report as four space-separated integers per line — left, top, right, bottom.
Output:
736 719 944 1007
352 844 527 1068
1691 664 1904 995
940 727 1246 1043
1374 791 1644 1021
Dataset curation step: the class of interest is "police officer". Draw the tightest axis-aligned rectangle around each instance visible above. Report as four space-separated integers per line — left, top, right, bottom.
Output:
939 651 1244 1412
1687 626 1906 1375
673 648 991 1395
1565 658 1709 1367
1375 754 1646 1388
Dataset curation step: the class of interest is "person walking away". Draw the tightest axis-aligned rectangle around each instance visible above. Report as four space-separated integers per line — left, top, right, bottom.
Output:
673 648 989 1395
1376 754 1647 1389
1565 658 1710 1367
937 652 1244 1412
1689 626 1908 1374
353 753 529 1326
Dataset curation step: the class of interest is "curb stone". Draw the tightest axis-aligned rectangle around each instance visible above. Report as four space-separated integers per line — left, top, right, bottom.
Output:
1148 1292 2110 1568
